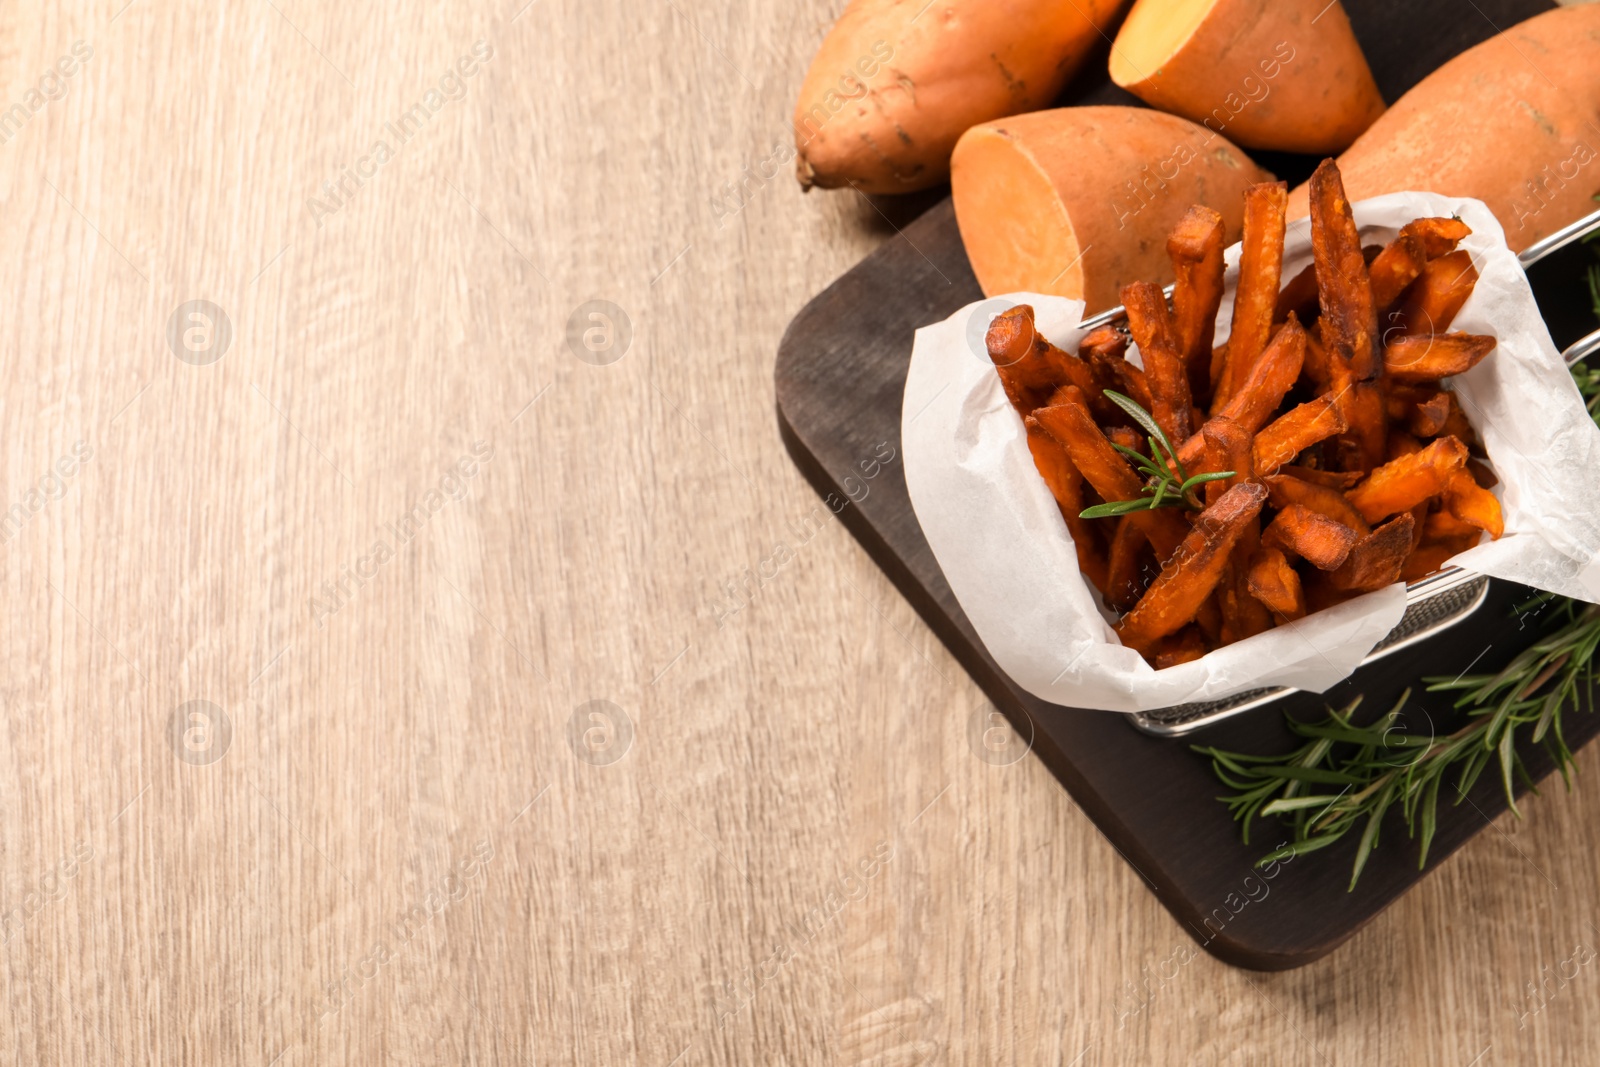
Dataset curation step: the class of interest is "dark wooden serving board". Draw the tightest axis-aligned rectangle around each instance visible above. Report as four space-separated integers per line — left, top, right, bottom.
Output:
775 0 1600 969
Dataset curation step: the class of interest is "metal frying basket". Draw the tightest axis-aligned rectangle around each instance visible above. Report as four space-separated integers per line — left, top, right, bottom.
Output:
1067 208 1600 737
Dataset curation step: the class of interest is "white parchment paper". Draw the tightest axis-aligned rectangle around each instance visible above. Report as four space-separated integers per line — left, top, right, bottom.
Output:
903 193 1600 713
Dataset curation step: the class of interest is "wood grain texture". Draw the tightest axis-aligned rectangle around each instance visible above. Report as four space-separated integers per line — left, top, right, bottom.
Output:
0 0 1594 1064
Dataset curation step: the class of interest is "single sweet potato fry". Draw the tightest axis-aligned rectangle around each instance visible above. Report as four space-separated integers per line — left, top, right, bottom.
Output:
1247 546 1306 621
1220 535 1273 643
1214 315 1307 433
1442 468 1504 539
1329 513 1416 592
1262 504 1359 570
986 305 1100 415
1309 159 1380 379
1346 435 1468 522
1384 333 1496 383
1253 396 1349 475
1265 473 1371 535
1395 250 1478 335
1275 262 1319 325
1151 626 1209 670
1033 391 1187 560
1403 216 1471 259
1106 516 1152 613
1123 281 1193 442
1368 230 1427 309
1215 182 1289 409
1300 330 1333 390
1025 416 1109 591
1115 482 1268 655
1167 205 1226 401
1199 416 1254 505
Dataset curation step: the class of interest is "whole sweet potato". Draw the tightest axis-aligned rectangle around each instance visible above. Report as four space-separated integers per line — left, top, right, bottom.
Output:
1286 5 1600 251
793 0 1128 194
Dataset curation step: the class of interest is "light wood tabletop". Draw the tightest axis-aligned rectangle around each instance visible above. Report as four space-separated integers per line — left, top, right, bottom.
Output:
2 0 1598 1063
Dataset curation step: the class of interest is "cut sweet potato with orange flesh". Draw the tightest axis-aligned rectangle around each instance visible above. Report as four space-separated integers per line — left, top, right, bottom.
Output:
1442 468 1504 539
1396 250 1478 335
1167 205 1226 399
1369 231 1427 310
1033 391 1188 560
1123 281 1193 443
1403 216 1471 259
1114 481 1268 655
1247 546 1306 621
1106 516 1152 613
1213 315 1307 433
1329 513 1416 592
1265 473 1371 535
1275 262 1319 326
1108 0 1383 154
950 107 1271 313
1346 435 1468 523
1383 333 1496 383
1215 182 1289 410
1199 416 1253 506
1261 505 1359 571
1025 416 1109 592
1151 626 1209 670
1309 159 1380 379
1252 396 1349 475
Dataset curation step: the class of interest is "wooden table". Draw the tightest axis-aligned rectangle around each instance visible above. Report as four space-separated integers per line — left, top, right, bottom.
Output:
2 0 1596 1062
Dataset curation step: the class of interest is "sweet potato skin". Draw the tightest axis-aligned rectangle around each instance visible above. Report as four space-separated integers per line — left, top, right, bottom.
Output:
1110 0 1384 154
1285 5 1600 251
952 107 1272 312
794 0 1129 194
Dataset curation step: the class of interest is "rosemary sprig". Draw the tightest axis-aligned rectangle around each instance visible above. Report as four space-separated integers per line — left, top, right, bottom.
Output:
1194 601 1600 889
1078 391 1233 518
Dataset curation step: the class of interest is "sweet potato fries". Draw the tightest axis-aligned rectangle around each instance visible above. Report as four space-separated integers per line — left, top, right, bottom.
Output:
984 159 1504 668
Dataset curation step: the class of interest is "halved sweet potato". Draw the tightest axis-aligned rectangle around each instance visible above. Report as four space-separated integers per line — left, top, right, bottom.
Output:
1109 0 1384 154
951 107 1272 312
